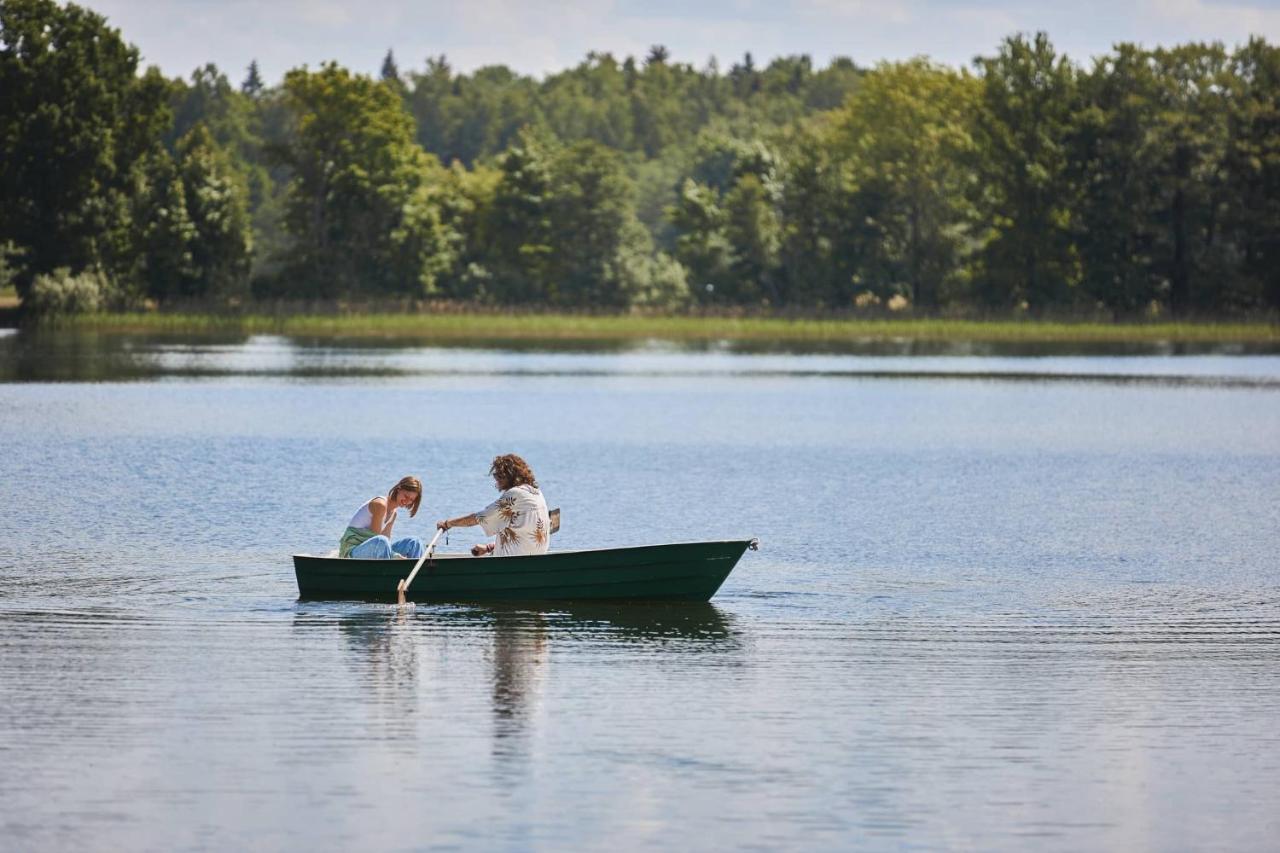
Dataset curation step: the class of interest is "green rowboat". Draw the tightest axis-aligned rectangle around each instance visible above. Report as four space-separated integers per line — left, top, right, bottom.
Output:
293 539 758 602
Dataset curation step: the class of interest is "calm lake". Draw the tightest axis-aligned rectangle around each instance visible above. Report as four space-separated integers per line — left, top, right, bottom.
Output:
1 329 1278 851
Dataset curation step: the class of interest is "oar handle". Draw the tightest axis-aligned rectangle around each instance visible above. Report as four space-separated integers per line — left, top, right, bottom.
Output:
397 527 445 604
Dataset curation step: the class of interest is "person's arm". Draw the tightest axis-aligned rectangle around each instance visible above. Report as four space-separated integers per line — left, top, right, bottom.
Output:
437 514 486 555
441 497 507 556
369 497 395 536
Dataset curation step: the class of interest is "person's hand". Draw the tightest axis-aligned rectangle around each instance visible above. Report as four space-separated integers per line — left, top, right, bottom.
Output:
471 543 494 557
437 519 449 530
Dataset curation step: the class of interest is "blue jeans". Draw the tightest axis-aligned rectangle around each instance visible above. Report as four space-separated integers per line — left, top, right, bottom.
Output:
349 535 423 559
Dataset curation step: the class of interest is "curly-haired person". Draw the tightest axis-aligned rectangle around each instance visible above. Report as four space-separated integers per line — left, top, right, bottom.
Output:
436 454 551 557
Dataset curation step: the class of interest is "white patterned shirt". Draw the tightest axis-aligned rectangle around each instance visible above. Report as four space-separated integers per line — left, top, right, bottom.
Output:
476 485 551 557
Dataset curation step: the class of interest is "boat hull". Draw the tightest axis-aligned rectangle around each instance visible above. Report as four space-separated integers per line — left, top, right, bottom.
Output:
293 540 755 603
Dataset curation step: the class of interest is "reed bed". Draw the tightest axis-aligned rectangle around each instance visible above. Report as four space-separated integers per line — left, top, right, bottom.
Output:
44 310 1280 344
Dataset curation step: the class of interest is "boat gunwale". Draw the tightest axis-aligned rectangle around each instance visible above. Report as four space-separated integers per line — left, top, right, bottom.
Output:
292 538 756 562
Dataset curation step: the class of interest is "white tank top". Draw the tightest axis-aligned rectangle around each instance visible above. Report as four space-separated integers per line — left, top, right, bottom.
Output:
349 498 393 531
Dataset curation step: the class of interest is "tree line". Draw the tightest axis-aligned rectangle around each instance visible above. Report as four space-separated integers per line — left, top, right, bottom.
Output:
2 0 1278 317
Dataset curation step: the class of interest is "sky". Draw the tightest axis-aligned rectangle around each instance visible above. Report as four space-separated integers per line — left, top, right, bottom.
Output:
86 0 1280 84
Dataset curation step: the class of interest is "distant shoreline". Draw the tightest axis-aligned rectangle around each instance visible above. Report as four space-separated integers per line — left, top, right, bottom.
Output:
21 310 1280 345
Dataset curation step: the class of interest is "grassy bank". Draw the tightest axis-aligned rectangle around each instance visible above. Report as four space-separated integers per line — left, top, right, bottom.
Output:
34 310 1280 344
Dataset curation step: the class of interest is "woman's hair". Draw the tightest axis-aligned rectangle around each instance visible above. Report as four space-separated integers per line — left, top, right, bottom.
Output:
490 454 537 491
388 475 423 517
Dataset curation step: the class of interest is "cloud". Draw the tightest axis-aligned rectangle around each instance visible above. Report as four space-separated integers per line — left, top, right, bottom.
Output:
1139 0 1280 42
85 0 1280 84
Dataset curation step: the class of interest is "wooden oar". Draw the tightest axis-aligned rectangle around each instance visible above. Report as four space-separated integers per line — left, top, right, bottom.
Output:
397 527 445 606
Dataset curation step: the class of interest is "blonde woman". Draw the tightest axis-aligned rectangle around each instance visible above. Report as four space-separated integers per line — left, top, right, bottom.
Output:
437 454 550 557
340 476 424 559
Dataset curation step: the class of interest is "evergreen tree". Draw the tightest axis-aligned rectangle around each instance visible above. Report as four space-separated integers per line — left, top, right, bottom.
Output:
482 130 556 302
381 50 401 81
135 149 198 299
646 45 670 66
380 48 403 93
407 55 456 160
730 52 761 96
175 125 252 299
242 60 265 97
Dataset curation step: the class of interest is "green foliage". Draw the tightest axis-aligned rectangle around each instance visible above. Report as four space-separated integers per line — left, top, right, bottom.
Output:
970 33 1080 311
4 11 1280 318
0 0 170 298
241 60 265 98
472 134 684 307
631 250 691 309
132 125 251 301
431 161 500 298
546 141 646 306
667 133 782 305
0 242 26 292
1147 44 1235 316
269 64 455 297
773 126 841 307
27 267 110 316
380 50 402 87
175 125 252 298
170 65 250 152
402 50 864 165
480 129 556 302
136 149 198 298
671 178 734 300
167 63 283 280
405 60 541 166
723 173 781 304
826 59 978 310
1225 38 1280 311
1070 44 1166 313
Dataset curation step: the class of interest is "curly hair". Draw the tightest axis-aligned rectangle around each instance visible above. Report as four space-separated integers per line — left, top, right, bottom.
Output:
388 475 423 517
490 454 537 491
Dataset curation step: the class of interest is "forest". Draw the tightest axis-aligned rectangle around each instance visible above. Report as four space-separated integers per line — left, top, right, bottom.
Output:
2 0 1279 318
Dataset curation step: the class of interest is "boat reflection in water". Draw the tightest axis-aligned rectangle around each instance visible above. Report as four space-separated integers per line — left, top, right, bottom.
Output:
299 602 740 779
473 602 743 785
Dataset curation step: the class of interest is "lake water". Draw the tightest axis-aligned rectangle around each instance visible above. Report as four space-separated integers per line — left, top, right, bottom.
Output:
1 330 1278 851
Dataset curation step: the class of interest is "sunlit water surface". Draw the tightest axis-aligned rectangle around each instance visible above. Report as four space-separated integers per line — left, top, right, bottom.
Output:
1 332 1278 851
